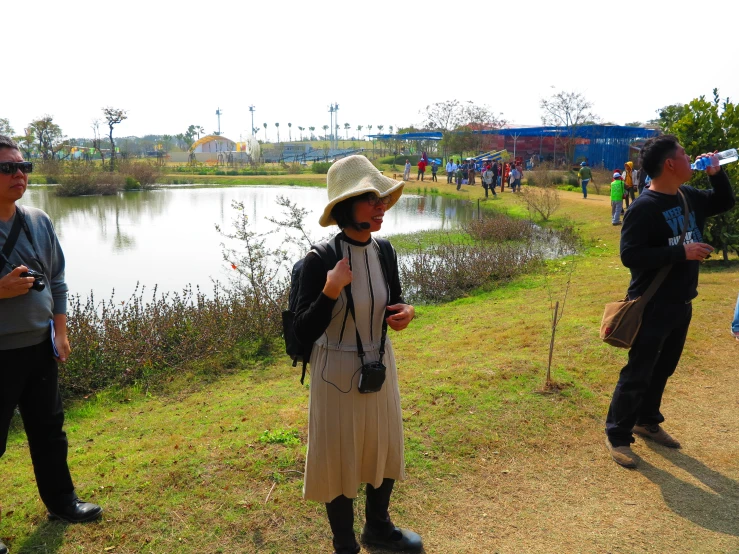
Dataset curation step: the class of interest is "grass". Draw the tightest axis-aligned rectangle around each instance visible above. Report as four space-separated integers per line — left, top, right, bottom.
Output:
3 185 739 553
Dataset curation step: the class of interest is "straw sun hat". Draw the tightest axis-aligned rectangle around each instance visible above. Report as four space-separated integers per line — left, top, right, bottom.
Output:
319 155 405 227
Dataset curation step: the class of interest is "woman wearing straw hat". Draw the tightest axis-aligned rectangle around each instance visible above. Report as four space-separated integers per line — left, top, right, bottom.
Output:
294 155 422 554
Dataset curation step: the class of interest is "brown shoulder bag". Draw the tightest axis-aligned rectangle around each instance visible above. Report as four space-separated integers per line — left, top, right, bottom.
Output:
600 190 689 348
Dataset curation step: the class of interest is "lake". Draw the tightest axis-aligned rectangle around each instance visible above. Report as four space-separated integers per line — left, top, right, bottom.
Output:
19 185 476 300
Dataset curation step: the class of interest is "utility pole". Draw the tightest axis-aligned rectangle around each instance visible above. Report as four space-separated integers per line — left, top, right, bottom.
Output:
215 107 223 136
328 104 334 148
333 103 339 150
249 105 256 136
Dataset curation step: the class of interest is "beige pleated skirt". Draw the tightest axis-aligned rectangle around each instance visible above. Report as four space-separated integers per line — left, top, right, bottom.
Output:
303 340 405 503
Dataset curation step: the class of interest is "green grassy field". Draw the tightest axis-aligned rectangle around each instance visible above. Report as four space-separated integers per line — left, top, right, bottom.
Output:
2 184 738 553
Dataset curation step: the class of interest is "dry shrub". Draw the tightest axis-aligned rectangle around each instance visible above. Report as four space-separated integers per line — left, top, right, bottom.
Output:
286 162 303 174
517 185 561 221
118 159 162 187
54 161 124 196
463 214 534 242
399 237 542 303
63 282 287 395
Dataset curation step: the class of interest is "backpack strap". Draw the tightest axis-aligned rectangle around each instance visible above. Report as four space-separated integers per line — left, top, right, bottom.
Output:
298 237 340 385
372 237 397 288
0 206 24 271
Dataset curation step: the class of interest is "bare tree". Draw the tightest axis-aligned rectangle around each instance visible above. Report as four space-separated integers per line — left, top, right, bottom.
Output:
91 119 106 166
422 100 466 132
102 107 128 170
540 90 598 164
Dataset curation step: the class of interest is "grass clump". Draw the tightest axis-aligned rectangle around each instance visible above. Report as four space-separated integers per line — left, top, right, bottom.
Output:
259 429 301 446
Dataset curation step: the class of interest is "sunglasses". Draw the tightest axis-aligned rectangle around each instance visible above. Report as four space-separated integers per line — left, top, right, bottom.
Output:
0 162 33 175
363 194 391 207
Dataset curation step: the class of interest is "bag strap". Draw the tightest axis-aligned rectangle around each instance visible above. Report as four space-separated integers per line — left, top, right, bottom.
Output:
639 189 690 304
0 205 24 270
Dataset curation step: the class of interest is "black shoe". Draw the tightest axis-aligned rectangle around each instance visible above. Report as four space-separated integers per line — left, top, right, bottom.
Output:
0 538 7 554
48 499 103 523
361 525 423 552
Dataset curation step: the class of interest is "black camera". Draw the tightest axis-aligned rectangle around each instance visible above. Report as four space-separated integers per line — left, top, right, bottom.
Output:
358 360 386 394
20 268 45 292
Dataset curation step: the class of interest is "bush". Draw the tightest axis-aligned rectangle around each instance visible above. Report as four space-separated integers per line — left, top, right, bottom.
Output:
311 161 332 174
119 159 161 187
399 238 542 303
463 214 534 242
517 185 561 221
55 161 124 196
63 282 286 395
124 177 140 190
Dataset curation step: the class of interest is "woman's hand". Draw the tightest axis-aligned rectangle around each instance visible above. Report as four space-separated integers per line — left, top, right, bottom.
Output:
386 304 415 331
323 258 352 300
0 265 34 299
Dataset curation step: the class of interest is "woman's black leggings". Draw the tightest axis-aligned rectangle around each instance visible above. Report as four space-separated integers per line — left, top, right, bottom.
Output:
325 478 395 553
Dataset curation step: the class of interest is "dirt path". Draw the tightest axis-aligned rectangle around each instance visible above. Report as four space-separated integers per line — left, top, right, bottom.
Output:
402 190 739 553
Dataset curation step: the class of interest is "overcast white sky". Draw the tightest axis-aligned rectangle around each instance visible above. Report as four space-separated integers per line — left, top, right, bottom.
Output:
3 0 738 140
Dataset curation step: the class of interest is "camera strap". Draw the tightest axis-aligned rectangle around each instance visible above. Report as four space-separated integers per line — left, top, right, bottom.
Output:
343 249 389 366
0 205 24 270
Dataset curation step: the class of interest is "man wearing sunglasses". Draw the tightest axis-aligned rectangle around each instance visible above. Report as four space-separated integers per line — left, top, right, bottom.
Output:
0 136 101 554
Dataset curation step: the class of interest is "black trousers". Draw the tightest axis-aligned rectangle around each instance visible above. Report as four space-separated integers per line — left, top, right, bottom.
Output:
447 172 453 184
0 339 76 511
325 478 395 554
606 302 692 447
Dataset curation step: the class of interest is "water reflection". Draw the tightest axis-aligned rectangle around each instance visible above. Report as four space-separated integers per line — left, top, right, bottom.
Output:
19 185 474 300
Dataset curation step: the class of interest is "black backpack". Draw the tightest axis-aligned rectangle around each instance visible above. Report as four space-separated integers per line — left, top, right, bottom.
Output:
282 235 398 384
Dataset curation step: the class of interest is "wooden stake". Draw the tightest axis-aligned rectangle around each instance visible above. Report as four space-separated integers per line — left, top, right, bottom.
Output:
547 301 559 385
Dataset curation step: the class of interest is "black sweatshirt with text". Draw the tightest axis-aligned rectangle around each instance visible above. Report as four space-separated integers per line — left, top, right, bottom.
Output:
620 169 735 304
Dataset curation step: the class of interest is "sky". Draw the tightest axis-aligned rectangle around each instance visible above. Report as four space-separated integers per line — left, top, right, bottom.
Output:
3 0 739 141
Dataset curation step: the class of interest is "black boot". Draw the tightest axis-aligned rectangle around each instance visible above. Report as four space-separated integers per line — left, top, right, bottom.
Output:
0 537 7 554
326 495 359 554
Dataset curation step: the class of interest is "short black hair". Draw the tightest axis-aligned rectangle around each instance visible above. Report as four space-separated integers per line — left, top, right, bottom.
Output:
330 192 377 230
640 135 679 179
0 135 19 152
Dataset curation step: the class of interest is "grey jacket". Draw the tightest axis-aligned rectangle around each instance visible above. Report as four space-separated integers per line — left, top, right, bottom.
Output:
0 205 67 350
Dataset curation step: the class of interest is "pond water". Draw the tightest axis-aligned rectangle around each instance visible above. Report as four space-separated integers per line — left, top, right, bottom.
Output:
19 185 476 300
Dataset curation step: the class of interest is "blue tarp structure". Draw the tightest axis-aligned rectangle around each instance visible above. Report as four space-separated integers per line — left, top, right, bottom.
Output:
477 125 659 169
367 126 658 169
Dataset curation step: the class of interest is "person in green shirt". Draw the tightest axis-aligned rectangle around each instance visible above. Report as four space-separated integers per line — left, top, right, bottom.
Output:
578 161 593 198
610 172 625 225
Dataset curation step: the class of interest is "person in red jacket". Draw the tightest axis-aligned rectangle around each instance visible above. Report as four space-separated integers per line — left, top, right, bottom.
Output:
417 159 426 181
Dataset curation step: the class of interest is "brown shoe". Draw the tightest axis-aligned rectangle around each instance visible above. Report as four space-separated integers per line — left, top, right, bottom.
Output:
605 437 638 468
633 424 681 448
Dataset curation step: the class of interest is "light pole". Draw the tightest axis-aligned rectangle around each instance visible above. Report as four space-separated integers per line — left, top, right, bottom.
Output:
215 107 223 136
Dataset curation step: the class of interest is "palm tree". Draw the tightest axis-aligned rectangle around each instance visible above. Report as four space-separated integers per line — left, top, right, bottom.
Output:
298 126 305 141
275 122 280 143
367 124 373 135
322 125 329 140
357 125 363 140
389 125 394 135
309 126 316 140
288 122 292 142
344 123 351 140
263 122 268 141
377 126 385 155
196 125 205 139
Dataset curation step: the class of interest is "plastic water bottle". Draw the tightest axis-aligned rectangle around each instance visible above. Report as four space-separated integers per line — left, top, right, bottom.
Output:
691 148 739 170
